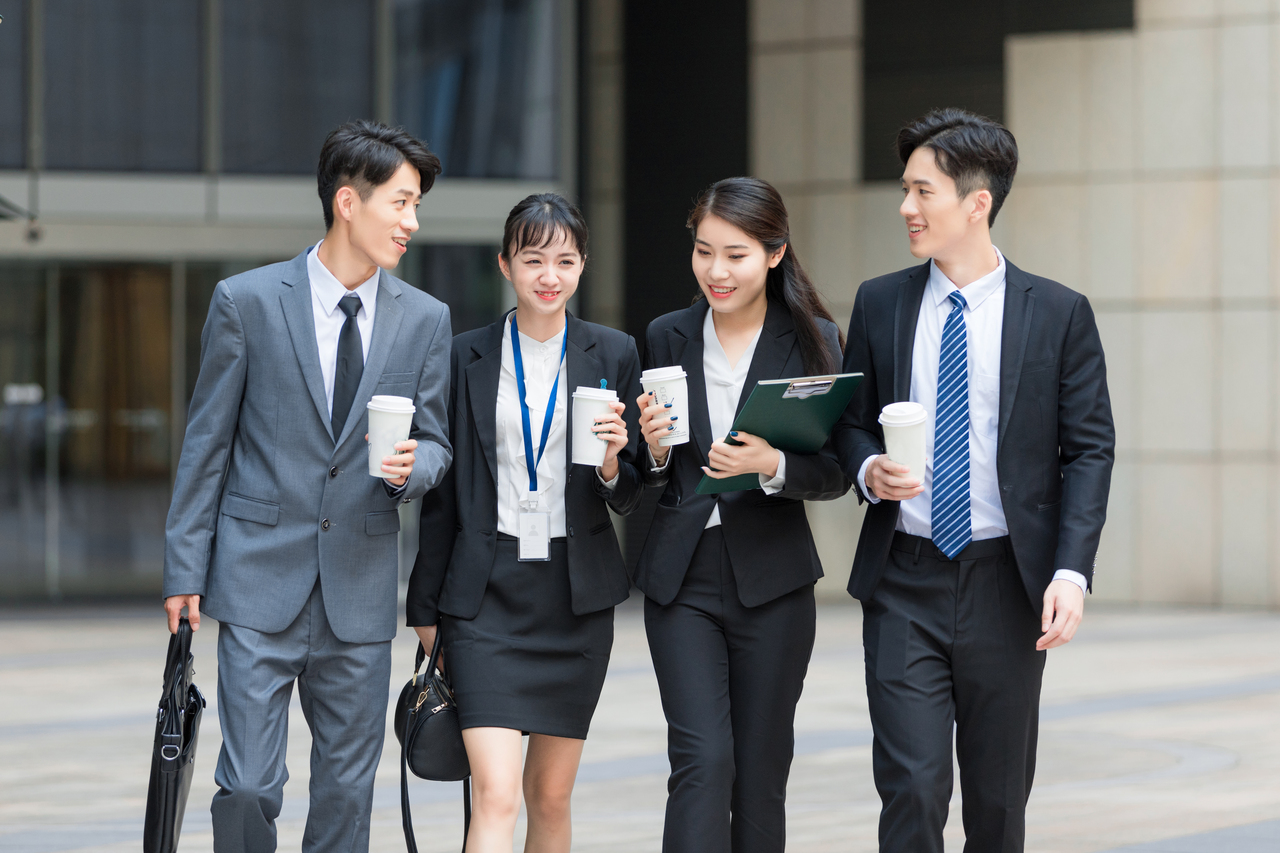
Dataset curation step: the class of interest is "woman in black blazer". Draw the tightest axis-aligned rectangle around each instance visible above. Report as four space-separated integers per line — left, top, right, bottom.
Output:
407 194 644 853
633 178 850 853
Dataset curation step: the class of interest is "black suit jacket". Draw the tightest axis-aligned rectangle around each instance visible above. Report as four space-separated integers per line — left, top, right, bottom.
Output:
834 259 1115 608
406 312 645 625
634 299 850 608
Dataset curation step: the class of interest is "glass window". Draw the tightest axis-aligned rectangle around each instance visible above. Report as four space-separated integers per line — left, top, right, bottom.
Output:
43 0 202 171
0 264 47 595
394 0 559 179
0 0 26 168
400 244 506 336
221 0 374 174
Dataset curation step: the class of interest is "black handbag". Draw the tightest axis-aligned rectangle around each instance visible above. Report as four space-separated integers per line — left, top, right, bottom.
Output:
393 632 471 853
143 617 206 853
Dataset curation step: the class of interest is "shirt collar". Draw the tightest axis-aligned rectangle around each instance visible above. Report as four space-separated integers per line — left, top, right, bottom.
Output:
307 241 380 316
702 304 762 382
927 246 1006 311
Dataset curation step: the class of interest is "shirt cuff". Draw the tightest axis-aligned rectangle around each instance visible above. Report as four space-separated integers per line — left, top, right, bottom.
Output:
647 445 673 474
383 479 409 501
759 450 786 494
1053 569 1088 595
857 455 881 504
595 468 620 490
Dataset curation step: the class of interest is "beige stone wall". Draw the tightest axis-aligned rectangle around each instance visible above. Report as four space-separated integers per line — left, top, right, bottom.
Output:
750 0 1280 605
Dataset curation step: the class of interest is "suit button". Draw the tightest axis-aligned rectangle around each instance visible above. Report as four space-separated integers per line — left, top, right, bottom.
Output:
321 519 331 531
568 526 574 537
330 466 338 478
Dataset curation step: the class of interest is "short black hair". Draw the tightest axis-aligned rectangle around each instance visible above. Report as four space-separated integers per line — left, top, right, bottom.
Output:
897 109 1018 226
316 120 443 230
500 193 589 262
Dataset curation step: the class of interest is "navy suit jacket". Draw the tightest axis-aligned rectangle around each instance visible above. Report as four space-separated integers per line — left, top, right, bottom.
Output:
833 259 1115 608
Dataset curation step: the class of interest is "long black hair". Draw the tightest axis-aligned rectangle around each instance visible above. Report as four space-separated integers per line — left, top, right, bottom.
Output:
688 177 844 375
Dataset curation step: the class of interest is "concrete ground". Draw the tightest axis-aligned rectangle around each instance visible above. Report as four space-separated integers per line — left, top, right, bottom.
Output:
1 599 1278 853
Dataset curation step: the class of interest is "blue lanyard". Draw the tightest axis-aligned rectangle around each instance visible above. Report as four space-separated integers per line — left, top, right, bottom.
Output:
510 313 567 495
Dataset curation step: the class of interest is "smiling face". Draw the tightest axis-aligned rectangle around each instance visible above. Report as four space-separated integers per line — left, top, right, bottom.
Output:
691 214 784 315
337 159 422 270
899 146 991 262
499 228 583 319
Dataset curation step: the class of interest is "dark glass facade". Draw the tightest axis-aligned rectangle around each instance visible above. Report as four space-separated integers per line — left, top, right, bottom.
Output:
220 0 375 174
43 0 203 171
394 0 559 179
0 0 26 168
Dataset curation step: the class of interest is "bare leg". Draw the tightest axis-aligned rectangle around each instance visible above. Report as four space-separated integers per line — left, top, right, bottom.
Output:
521 734 586 853
462 727 525 853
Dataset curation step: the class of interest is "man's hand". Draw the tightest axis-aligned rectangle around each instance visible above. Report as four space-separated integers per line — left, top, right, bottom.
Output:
701 431 780 479
380 438 418 487
1037 580 1084 650
164 594 201 634
864 454 924 501
413 624 442 672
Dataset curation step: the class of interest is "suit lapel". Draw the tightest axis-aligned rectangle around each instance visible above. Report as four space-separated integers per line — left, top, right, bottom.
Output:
998 261 1034 451
466 316 506 483
735 300 797 416
565 313 602 473
669 302 714 455
893 263 930 403
336 271 404 448
278 251 333 441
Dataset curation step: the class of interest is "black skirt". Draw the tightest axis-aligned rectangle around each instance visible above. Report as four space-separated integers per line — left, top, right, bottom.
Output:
441 536 614 739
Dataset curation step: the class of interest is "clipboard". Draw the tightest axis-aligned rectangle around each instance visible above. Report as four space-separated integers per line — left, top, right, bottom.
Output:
696 372 863 494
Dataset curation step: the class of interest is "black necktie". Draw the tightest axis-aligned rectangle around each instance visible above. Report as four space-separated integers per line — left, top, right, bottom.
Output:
331 294 364 439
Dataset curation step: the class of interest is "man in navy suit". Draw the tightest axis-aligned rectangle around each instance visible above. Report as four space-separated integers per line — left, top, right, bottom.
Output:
835 109 1115 852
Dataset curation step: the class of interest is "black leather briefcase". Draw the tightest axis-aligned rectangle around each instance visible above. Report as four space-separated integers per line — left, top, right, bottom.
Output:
143 617 206 853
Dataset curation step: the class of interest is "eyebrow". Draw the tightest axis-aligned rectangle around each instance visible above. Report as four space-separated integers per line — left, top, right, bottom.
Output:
902 178 934 186
393 187 422 200
694 238 750 249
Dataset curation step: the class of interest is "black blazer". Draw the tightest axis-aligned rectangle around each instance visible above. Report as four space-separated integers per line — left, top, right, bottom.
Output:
634 299 850 608
834 259 1115 607
406 312 645 625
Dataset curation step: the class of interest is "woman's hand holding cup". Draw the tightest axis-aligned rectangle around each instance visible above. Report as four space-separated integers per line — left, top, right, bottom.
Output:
591 401 629 481
636 390 676 466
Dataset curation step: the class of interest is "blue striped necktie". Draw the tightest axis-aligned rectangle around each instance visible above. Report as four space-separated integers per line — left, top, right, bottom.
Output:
931 290 972 559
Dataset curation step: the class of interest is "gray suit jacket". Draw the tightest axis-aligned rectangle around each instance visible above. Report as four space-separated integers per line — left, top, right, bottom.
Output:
163 248 452 644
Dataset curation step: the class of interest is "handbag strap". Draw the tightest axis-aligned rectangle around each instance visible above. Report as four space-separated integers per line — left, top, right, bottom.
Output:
400 707 419 853
161 618 194 700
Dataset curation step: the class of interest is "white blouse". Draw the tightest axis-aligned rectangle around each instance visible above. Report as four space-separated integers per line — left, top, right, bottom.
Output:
649 307 787 528
495 315 616 539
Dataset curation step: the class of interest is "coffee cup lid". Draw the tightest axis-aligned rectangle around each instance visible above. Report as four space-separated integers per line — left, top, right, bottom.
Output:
572 386 618 401
878 401 927 426
367 395 416 414
641 366 687 382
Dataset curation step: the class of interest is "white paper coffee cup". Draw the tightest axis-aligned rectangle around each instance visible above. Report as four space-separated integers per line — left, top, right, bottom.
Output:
571 386 619 467
878 402 927 486
640 366 690 447
367 395 416 478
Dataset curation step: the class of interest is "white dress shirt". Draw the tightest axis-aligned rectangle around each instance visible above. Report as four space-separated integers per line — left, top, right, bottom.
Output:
308 242 378 417
648 309 787 527
857 249 1087 594
496 315 617 539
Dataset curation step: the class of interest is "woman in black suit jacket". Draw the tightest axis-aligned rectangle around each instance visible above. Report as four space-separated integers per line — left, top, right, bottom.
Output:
407 194 644 853
633 178 850 853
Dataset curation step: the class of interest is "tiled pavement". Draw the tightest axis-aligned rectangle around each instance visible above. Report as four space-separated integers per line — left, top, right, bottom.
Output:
1 600 1278 852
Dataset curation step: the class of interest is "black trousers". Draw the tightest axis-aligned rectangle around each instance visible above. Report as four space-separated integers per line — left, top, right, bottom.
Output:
862 533 1046 853
644 527 817 853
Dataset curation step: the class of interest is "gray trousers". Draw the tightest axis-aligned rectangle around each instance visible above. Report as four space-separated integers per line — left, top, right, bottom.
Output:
862 534 1046 853
212 582 392 853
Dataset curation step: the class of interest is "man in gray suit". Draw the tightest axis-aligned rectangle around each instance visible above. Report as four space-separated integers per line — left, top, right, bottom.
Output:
162 121 452 852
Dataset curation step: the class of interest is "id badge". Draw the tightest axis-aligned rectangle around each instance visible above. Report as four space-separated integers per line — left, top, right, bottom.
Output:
518 496 551 562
